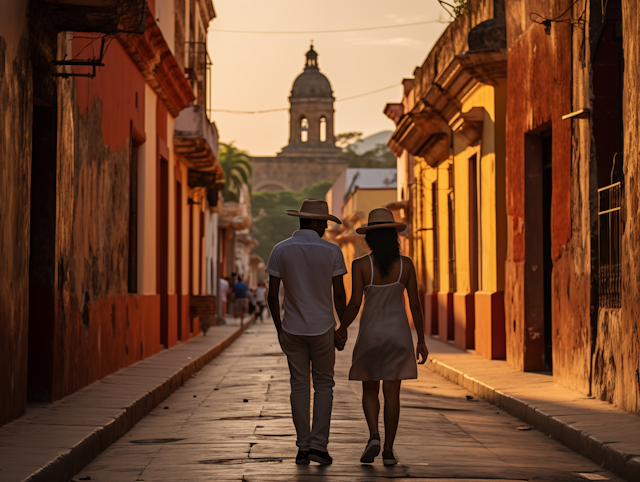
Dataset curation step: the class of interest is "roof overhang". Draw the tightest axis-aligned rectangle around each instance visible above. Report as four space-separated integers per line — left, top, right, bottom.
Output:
388 48 506 166
44 0 146 33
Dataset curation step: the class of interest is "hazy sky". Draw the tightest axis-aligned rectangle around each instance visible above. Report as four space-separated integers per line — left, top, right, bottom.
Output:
207 0 449 156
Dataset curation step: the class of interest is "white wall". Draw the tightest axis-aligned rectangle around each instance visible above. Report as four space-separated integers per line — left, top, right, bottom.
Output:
155 0 175 53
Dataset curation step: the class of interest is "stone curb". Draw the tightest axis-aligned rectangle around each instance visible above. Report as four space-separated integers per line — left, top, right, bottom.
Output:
425 358 639 482
23 318 255 482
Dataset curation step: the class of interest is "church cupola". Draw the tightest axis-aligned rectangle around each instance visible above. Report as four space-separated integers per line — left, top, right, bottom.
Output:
305 44 318 70
283 44 341 153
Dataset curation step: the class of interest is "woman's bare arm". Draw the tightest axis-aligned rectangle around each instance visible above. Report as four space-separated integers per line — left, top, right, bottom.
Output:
405 257 429 364
336 259 365 337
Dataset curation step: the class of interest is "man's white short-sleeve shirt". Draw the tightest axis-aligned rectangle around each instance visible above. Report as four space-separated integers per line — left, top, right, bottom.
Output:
266 230 347 336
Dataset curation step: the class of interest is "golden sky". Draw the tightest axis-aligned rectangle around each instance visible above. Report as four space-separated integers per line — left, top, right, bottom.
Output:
207 0 449 156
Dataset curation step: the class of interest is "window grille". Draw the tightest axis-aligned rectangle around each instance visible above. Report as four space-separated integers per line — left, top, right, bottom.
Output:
185 42 213 122
598 181 621 308
432 181 440 292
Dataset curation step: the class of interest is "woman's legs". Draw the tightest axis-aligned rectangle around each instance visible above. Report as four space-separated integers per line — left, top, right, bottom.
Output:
382 380 401 451
362 381 380 438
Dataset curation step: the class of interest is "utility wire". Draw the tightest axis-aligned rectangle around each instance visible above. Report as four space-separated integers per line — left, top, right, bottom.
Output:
210 84 399 115
210 19 448 35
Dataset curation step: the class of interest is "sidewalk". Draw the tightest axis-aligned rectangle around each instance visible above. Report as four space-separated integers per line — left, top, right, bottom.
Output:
0 316 254 482
422 336 640 481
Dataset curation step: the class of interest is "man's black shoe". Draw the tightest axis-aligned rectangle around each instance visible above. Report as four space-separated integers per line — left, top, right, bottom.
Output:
296 449 310 465
308 448 333 465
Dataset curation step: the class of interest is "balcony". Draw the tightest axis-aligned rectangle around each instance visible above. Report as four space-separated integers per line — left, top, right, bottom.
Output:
174 104 220 173
185 42 213 122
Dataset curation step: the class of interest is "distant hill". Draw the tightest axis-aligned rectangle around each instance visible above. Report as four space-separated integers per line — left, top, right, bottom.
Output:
350 131 392 155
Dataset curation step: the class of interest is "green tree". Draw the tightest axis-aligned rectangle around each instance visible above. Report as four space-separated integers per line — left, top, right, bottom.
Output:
336 132 397 168
250 181 333 262
219 142 252 202
438 0 469 18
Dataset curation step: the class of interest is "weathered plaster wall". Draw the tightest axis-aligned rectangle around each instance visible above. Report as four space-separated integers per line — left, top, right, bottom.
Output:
0 2 31 426
591 0 640 414
505 1 574 372
549 0 594 395
48 39 162 401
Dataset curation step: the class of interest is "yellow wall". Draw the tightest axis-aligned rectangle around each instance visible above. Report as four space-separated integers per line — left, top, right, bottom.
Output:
411 81 506 297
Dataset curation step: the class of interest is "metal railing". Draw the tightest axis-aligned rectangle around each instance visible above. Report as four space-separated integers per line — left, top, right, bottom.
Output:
598 181 621 308
185 41 213 122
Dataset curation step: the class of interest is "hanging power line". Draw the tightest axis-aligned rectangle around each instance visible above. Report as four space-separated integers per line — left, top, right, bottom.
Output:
210 19 448 35
210 84 399 115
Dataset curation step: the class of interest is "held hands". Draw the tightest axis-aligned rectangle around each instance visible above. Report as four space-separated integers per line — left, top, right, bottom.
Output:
334 328 347 351
416 341 429 364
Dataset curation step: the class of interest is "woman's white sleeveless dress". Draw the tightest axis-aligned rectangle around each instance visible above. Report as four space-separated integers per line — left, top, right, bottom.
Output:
348 255 418 381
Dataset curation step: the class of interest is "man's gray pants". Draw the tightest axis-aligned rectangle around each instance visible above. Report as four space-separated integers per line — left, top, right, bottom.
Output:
279 327 335 452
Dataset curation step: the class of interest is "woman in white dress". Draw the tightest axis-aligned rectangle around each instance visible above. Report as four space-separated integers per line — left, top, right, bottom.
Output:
335 208 429 465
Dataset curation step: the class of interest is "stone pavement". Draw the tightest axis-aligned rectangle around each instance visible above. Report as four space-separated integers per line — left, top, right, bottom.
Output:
0 316 254 482
74 322 622 481
423 338 640 481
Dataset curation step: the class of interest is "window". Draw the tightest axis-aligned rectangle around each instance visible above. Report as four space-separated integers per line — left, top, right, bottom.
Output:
432 181 440 292
598 164 622 309
319 116 327 142
447 165 457 293
128 140 139 293
300 118 309 142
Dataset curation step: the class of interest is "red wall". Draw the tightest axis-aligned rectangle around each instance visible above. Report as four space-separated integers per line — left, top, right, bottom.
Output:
506 24 572 263
505 4 573 372
51 295 160 400
74 37 145 150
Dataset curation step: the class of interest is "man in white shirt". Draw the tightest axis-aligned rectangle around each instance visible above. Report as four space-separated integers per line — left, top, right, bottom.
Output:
266 200 347 466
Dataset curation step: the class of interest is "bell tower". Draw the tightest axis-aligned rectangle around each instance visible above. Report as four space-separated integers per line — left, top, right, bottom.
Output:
251 44 348 193
282 44 340 155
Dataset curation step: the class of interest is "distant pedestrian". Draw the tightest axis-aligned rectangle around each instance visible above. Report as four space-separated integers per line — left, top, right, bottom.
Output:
218 276 229 324
247 288 256 316
254 282 267 321
232 276 249 325
335 208 429 466
266 199 347 466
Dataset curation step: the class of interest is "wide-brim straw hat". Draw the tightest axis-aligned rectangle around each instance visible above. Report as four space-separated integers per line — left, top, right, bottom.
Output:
356 208 406 234
285 199 341 224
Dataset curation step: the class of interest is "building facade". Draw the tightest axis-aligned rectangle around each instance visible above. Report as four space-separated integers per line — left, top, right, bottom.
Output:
504 0 639 414
252 45 348 192
0 0 226 426
385 0 640 415
386 0 507 358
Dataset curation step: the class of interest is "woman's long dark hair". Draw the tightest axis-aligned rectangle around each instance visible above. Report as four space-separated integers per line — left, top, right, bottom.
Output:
365 228 400 279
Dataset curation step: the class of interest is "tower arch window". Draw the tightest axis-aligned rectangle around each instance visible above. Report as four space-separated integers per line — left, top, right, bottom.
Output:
319 116 327 142
301 117 309 142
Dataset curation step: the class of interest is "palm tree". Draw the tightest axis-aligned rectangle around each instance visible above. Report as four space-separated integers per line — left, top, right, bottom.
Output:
219 142 252 202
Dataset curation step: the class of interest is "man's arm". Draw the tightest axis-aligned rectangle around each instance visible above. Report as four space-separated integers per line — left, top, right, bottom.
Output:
332 275 346 320
267 275 282 333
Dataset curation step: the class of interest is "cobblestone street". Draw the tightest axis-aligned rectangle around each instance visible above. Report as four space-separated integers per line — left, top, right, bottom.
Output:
73 322 621 482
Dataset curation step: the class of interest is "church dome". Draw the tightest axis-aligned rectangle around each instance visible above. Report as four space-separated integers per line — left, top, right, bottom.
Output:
290 45 334 99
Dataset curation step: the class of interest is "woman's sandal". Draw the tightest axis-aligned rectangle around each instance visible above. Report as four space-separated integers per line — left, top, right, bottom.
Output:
360 434 381 463
382 449 398 466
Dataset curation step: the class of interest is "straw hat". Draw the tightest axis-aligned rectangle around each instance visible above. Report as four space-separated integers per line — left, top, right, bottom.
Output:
285 199 341 224
355 208 406 234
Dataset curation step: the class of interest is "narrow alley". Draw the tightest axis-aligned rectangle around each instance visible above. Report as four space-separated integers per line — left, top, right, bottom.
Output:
73 322 620 482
